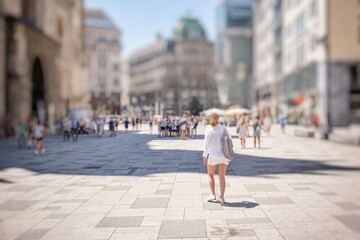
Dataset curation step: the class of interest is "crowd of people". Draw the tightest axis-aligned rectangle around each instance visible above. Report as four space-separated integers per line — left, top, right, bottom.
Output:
10 111 279 157
234 114 273 149
157 115 199 139
13 117 47 155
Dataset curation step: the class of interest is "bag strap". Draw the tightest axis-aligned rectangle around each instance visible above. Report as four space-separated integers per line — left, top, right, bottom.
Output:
222 126 229 138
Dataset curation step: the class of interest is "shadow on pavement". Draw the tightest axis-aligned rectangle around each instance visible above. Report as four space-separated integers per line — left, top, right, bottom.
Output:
0 132 360 180
223 201 259 208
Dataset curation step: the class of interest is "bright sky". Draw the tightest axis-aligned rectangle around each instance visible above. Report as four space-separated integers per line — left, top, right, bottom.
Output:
85 0 216 58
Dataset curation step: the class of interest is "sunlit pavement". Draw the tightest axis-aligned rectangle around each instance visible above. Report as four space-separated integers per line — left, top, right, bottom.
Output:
0 125 360 240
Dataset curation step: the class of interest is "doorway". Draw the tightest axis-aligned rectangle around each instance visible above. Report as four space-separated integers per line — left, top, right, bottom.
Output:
31 57 46 121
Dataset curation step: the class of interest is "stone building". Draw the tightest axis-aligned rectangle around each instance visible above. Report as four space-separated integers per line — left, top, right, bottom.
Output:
253 0 360 127
0 0 88 136
129 15 219 117
84 10 122 115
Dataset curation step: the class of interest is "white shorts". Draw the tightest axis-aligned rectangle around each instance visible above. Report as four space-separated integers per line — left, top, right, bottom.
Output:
208 155 229 165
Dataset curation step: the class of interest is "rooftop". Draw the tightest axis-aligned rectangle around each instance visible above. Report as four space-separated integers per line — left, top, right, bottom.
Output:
84 9 119 31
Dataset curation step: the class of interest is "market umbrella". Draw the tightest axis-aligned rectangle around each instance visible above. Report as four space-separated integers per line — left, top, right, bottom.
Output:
225 108 251 116
200 108 225 116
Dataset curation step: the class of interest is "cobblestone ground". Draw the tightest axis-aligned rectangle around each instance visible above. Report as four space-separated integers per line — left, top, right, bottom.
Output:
0 125 359 240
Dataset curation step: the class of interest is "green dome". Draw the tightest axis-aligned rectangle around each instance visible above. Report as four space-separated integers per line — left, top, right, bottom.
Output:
174 16 206 40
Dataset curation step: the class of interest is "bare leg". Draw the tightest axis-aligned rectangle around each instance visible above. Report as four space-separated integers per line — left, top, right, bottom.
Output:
254 137 256 148
218 164 228 199
207 164 216 195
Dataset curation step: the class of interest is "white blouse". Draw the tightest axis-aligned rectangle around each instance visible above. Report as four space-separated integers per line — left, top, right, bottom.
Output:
203 124 229 165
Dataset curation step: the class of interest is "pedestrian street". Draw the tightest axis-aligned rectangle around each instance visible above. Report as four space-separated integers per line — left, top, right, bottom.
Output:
0 125 359 240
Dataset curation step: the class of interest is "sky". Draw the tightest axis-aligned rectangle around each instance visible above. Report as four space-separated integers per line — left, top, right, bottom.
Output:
85 0 217 58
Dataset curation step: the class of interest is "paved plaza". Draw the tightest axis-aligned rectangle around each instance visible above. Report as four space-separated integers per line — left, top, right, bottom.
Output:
0 125 360 240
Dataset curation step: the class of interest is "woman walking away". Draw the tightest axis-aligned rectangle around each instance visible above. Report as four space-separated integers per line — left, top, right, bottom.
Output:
253 117 262 149
203 113 230 205
236 118 248 149
34 120 46 155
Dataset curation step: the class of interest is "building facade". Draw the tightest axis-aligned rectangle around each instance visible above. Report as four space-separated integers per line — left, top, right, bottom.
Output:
253 0 283 117
84 10 122 115
253 0 360 127
215 0 255 108
0 0 87 136
129 16 218 117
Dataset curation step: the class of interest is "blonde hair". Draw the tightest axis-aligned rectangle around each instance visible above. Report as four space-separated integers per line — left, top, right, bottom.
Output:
241 118 246 127
210 113 219 126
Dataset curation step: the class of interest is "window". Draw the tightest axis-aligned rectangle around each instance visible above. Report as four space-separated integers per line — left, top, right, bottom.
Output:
99 76 106 89
310 0 317 17
350 65 359 87
98 33 106 42
113 78 120 86
226 6 252 28
99 58 106 69
296 14 305 35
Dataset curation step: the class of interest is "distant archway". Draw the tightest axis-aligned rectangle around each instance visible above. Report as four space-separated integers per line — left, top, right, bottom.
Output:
31 58 46 120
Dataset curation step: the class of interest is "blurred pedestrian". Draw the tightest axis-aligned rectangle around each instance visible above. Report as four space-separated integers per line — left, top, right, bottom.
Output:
79 119 86 137
26 118 35 148
149 120 153 133
115 119 119 133
279 114 286 133
253 117 262 149
96 118 104 137
135 118 140 130
263 115 272 136
124 118 129 133
159 118 166 137
71 118 79 142
203 113 230 205
109 119 115 137
236 118 248 149
34 120 46 155
131 118 135 131
16 118 26 148
63 117 71 141
89 119 96 135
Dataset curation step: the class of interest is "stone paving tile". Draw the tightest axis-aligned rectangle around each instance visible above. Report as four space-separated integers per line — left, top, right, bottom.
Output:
155 189 172 195
229 228 256 237
0 200 37 211
335 215 360 232
203 202 223 210
333 202 360 211
110 226 159 240
254 197 294 205
5 185 39 192
158 220 206 238
245 184 280 192
131 197 169 209
227 218 272 225
96 216 143 228
14 229 49 240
